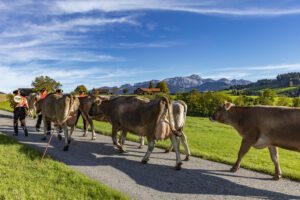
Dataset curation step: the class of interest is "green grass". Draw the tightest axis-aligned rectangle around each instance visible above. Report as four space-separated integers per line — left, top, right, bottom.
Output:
77 116 300 181
0 101 13 112
0 132 129 200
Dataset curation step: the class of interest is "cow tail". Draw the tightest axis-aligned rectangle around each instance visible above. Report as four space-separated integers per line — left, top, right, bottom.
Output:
161 97 182 137
58 94 74 126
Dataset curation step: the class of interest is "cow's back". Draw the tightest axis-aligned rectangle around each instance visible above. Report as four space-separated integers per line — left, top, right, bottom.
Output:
231 106 300 151
103 96 162 136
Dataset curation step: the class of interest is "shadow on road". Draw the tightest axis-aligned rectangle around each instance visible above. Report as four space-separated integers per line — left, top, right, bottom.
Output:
1 123 300 200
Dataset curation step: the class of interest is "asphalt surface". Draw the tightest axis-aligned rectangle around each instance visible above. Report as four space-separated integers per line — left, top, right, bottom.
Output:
1 109 300 200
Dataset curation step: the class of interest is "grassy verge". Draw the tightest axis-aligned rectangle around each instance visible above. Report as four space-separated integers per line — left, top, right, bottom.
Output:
77 116 300 182
0 101 13 112
0 132 129 200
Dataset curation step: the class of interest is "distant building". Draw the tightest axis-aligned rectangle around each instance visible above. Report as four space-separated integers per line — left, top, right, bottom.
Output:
18 88 34 96
134 88 160 95
92 88 110 94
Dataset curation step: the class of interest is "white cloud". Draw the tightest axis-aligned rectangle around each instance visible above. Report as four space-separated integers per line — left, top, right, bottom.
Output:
55 0 300 16
0 65 155 93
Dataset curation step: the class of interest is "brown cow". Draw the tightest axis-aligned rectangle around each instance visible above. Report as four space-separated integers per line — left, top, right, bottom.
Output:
36 93 80 151
76 95 114 140
210 101 300 180
88 96 183 169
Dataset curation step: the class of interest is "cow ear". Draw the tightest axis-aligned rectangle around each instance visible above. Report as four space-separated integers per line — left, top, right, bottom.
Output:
224 102 233 110
96 99 101 105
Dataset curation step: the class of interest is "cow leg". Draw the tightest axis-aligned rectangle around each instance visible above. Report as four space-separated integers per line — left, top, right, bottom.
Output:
180 132 191 161
119 130 127 145
231 138 252 172
112 126 119 145
170 134 182 170
89 119 96 140
165 142 173 153
117 130 127 152
83 117 89 137
41 115 47 141
141 139 155 164
68 125 75 144
268 146 282 180
62 123 69 151
138 136 144 149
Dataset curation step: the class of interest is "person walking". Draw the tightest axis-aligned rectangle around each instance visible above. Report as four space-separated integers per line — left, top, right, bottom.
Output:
10 90 29 136
35 88 51 134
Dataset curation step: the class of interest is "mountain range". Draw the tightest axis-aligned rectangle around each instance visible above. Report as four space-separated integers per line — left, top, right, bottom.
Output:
97 74 251 94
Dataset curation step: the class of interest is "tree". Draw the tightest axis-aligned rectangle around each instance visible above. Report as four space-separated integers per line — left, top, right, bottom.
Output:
156 81 168 93
74 85 88 94
190 89 200 95
31 76 61 93
123 88 129 94
257 89 277 105
276 95 290 106
112 86 119 95
149 81 154 89
293 97 300 107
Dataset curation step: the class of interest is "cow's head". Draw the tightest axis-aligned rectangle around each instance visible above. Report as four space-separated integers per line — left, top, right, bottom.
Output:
88 96 106 120
210 101 234 124
35 98 44 114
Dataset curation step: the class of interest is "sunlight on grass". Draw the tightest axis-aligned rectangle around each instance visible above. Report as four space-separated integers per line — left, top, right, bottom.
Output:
0 132 129 200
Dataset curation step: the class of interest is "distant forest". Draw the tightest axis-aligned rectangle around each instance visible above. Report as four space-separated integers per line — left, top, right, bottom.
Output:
230 72 300 97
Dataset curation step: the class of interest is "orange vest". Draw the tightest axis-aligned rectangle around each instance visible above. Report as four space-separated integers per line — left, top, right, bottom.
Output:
16 96 28 108
40 92 47 99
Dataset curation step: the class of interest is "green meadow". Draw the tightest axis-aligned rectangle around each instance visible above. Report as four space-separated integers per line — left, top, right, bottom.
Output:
0 132 129 200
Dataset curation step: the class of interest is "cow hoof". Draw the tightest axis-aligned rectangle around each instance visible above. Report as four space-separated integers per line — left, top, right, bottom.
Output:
119 146 126 153
82 133 87 137
141 159 148 164
174 162 183 170
41 136 46 141
58 134 62 140
184 154 191 161
273 174 282 180
165 149 171 153
68 140 71 144
230 166 239 173
63 146 69 151
113 141 118 145
92 137 96 140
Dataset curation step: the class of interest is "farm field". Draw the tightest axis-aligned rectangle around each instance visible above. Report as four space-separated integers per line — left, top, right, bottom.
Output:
0 132 129 200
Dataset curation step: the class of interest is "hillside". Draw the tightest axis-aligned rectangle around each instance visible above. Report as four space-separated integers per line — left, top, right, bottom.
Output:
232 72 300 97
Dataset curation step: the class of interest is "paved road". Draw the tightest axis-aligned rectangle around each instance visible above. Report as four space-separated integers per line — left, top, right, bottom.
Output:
1 110 300 200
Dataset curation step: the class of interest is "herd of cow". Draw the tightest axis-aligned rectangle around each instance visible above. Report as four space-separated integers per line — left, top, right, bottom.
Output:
25 92 300 180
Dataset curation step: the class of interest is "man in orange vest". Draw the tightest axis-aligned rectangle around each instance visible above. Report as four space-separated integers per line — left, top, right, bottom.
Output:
10 90 29 136
36 88 51 134
79 90 85 97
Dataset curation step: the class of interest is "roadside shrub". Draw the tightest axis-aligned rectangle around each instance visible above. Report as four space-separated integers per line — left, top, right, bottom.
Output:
233 95 255 106
176 91 231 117
276 95 290 106
293 97 300 107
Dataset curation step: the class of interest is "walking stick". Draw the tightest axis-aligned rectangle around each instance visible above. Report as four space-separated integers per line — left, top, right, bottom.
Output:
40 129 55 164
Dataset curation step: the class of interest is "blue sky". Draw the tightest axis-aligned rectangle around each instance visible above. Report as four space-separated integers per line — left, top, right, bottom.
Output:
1 0 300 93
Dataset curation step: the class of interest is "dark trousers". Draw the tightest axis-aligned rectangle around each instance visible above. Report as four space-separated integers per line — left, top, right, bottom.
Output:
75 110 87 130
36 114 51 131
13 107 27 134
